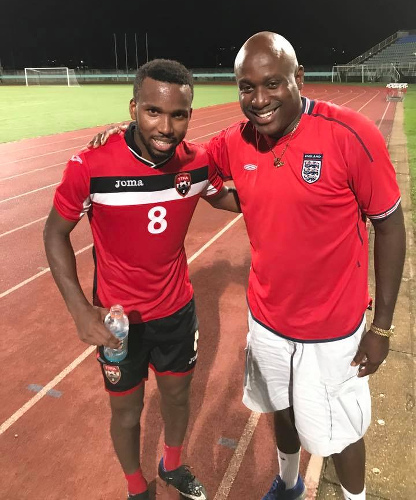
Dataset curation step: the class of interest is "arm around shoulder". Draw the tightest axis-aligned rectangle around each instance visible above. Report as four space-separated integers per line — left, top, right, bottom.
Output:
205 185 241 213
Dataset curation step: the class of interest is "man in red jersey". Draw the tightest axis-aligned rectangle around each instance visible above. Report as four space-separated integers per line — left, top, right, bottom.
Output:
44 59 240 500
91 33 405 500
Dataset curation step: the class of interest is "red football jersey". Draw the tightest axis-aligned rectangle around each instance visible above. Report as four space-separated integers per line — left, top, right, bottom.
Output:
54 124 224 322
206 97 401 341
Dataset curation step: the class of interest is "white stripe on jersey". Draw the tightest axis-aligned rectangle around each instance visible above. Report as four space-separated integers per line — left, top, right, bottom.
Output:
90 179 218 206
368 197 401 220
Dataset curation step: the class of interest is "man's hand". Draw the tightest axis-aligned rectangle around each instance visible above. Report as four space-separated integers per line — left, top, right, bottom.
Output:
87 122 130 149
351 329 390 377
73 305 121 348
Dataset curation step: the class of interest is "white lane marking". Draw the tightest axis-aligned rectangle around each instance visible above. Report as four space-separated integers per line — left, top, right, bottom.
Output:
0 110 243 169
357 91 379 112
1 146 81 166
0 346 96 436
378 101 391 130
0 214 243 434
0 183 58 204
0 216 47 238
0 162 65 182
304 454 324 499
213 412 261 500
0 244 93 299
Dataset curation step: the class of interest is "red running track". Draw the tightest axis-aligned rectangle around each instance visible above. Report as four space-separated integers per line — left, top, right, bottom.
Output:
0 84 397 500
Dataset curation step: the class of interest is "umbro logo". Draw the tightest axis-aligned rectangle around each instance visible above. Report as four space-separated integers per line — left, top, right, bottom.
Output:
244 164 257 171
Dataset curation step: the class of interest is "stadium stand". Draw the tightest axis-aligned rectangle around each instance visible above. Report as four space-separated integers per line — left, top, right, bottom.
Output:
332 29 416 83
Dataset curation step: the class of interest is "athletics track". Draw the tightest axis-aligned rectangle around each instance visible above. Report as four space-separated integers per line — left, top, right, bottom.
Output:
0 84 397 500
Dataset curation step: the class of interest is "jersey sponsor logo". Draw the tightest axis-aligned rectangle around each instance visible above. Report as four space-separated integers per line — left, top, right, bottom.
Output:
302 153 322 184
175 173 191 196
115 179 144 188
244 164 258 171
104 364 121 384
70 155 83 164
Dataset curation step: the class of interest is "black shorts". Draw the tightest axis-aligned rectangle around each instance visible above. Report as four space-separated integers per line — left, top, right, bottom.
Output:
97 298 199 395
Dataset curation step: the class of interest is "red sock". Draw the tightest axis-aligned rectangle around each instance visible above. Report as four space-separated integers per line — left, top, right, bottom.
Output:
163 443 183 471
125 468 148 495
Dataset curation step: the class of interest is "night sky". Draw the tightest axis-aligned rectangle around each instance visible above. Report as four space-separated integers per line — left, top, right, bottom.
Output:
0 0 415 71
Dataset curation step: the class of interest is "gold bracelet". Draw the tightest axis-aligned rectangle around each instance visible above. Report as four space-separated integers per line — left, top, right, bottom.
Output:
370 323 395 338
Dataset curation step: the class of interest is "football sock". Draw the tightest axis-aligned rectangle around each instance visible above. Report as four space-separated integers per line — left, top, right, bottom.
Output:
341 484 366 499
125 468 148 495
277 448 300 490
163 443 183 471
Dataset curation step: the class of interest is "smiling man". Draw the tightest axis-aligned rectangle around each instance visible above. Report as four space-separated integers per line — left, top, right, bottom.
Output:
205 32 405 500
43 59 240 500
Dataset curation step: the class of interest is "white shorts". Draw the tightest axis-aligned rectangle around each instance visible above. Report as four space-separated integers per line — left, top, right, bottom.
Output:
243 313 371 456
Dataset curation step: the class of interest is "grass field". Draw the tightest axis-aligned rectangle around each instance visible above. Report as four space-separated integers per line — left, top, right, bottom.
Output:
404 86 416 223
0 84 238 143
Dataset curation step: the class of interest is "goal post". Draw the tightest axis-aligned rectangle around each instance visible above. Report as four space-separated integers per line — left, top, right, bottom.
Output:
24 67 80 86
331 65 377 83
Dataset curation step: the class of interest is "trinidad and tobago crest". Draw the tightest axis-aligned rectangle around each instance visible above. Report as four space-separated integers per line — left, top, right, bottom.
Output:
104 364 121 384
175 173 192 197
302 154 323 184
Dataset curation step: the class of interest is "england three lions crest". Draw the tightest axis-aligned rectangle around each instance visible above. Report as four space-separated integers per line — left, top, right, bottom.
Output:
175 173 191 197
302 154 323 184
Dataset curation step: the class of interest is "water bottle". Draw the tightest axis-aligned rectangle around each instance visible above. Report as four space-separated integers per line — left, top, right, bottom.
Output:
103 304 129 362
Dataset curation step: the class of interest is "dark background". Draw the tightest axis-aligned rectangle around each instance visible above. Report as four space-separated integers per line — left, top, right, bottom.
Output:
0 0 415 70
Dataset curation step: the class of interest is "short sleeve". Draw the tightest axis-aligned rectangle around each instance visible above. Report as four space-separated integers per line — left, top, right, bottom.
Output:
346 118 401 220
53 153 91 221
205 129 233 181
202 155 224 197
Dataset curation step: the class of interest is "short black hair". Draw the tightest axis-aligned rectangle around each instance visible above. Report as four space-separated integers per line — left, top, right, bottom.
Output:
133 58 194 99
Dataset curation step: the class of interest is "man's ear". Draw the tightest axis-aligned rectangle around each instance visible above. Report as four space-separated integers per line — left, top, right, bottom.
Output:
129 98 136 120
295 65 305 90
189 107 193 120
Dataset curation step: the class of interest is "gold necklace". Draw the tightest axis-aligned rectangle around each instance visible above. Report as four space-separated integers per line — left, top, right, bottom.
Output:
267 118 301 168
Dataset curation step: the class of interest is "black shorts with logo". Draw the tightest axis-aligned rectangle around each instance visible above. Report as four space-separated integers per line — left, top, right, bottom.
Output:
97 297 199 395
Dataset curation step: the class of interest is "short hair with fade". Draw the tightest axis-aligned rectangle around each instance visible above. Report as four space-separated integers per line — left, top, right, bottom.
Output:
133 58 194 99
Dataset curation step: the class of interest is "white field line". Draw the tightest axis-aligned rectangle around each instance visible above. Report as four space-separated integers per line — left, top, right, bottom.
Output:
0 214 243 434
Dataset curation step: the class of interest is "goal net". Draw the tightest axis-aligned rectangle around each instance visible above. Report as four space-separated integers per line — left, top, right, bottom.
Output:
331 65 377 83
24 67 80 86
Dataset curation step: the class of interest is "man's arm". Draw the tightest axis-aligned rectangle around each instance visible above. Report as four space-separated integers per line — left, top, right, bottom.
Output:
204 185 241 213
352 205 406 377
43 207 119 348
